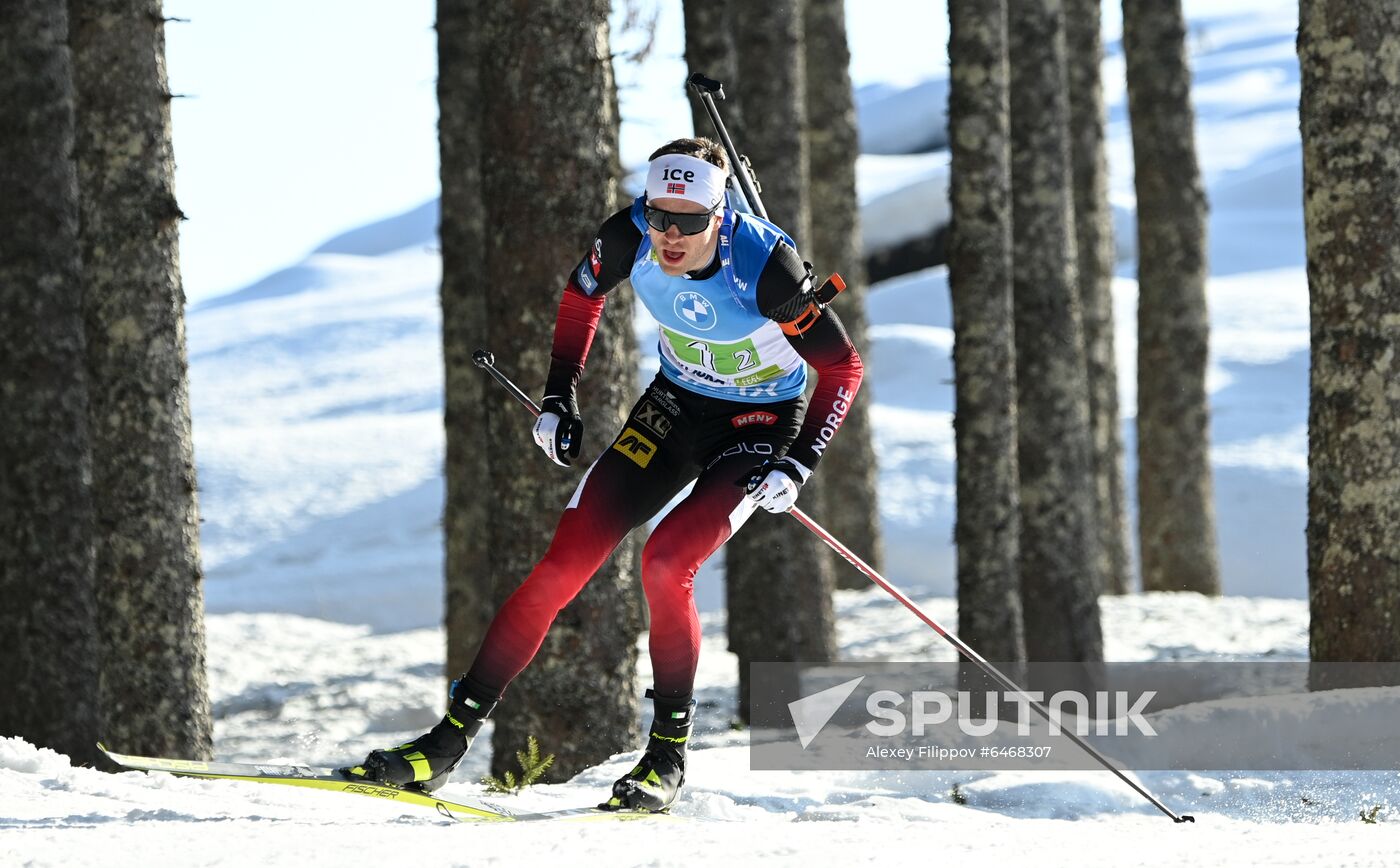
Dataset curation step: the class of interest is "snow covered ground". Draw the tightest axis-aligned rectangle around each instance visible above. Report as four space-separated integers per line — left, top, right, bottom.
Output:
10 593 1400 867
6 0 1384 864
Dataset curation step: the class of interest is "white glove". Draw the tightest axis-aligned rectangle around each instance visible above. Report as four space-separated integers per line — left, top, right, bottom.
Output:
740 457 812 514
532 395 583 467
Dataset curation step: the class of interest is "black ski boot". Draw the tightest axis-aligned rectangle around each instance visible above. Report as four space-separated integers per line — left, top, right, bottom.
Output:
602 689 695 812
342 677 498 794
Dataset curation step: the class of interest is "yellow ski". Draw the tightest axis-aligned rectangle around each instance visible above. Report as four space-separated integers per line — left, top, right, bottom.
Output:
97 744 675 824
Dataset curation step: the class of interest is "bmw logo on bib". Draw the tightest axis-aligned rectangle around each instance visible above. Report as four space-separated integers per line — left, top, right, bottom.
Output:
674 291 717 332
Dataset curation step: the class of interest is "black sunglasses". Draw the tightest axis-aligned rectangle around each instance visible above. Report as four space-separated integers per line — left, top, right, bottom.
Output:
643 203 718 236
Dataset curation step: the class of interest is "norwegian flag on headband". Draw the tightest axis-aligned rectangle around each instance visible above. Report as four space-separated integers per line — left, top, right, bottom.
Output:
646 153 726 209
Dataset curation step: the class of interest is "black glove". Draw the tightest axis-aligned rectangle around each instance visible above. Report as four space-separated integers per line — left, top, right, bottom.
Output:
736 456 811 514
532 395 583 467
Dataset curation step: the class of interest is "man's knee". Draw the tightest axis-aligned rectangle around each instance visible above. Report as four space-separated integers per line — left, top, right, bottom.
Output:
640 537 697 596
508 555 588 616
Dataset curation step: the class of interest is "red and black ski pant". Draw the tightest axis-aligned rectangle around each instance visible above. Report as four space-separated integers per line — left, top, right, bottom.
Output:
466 374 803 700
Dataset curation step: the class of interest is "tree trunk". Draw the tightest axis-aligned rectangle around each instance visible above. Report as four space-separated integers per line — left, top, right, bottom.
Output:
681 0 740 139
1065 0 1131 595
730 2 811 246
1301 0 1400 682
438 0 494 684
476 0 642 781
802 0 884 584
1122 0 1220 594
1008 0 1104 664
726 0 837 722
69 0 212 761
947 0 1025 663
0 0 101 765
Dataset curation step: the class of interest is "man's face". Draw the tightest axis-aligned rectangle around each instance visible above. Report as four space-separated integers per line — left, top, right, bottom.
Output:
646 197 722 276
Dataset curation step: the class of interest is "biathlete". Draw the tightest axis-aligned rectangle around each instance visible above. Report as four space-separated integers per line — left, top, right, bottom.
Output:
347 136 865 811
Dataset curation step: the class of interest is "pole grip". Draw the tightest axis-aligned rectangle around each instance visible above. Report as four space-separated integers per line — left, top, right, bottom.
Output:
687 72 724 100
473 348 541 417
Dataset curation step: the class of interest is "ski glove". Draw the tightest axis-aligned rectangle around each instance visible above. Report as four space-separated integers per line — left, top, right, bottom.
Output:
738 457 812 514
533 395 583 467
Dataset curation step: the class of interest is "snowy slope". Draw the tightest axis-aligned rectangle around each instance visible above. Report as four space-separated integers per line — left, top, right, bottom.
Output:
190 0 1309 631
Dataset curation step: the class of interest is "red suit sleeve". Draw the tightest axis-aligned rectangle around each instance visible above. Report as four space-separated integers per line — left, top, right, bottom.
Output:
754 239 866 474
786 313 865 472
543 206 642 399
543 279 606 399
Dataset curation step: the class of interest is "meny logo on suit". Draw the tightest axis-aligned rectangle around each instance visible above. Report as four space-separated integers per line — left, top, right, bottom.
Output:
731 410 778 428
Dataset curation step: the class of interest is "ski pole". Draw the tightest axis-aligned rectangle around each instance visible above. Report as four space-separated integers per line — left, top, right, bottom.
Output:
471 350 1194 824
687 72 768 220
473 349 579 454
782 506 1194 824
473 349 543 416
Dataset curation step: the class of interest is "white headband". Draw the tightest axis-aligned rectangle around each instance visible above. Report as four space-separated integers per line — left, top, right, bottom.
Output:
644 153 727 211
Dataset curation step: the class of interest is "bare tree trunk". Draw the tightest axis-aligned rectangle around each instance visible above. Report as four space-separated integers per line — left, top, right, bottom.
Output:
947 0 1025 663
726 0 837 722
1065 0 1131 595
681 0 740 138
802 0 884 584
1122 0 1220 595
1008 0 1104 664
730 2 811 248
438 0 494 683
476 0 642 781
0 0 100 766
1301 0 1400 684
69 0 212 761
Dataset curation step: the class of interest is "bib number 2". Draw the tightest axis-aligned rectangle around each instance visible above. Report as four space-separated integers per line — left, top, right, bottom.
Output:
686 339 758 374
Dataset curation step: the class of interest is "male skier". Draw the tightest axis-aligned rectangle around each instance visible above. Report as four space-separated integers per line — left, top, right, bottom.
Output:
347 136 864 811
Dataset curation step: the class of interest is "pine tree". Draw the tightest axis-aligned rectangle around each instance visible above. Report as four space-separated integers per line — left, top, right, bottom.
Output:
69 0 213 759
1301 0 1400 685
474 0 642 780
1122 0 1220 594
1008 0 1104 663
947 0 1025 662
681 0 740 138
725 0 837 721
438 0 495 681
1065 0 1131 595
480 735 555 794
802 0 885 583
0 0 101 765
